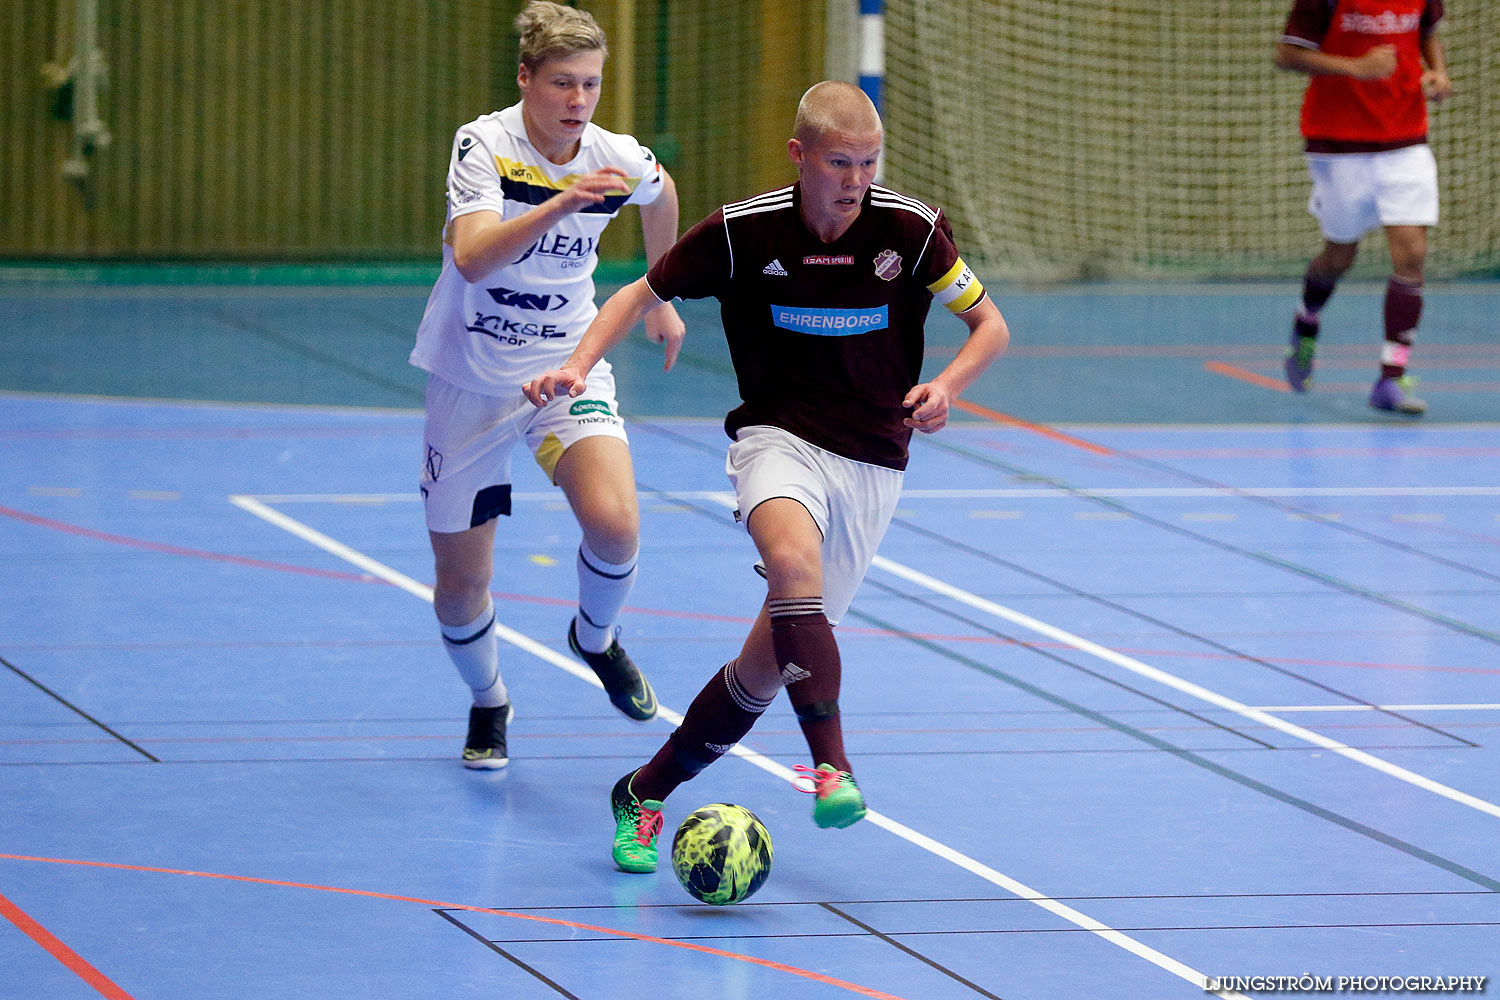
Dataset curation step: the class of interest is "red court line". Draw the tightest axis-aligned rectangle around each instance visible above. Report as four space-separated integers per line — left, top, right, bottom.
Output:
9 505 1484 675
1204 363 1499 394
0 504 372 583
951 398 1113 455
0 502 761 629
7 626 1489 680
0 425 413 440
0 855 908 1000
1286 359 1500 371
1269 380 1500 393
1204 361 1290 392
0 501 759 624
0 888 137 1000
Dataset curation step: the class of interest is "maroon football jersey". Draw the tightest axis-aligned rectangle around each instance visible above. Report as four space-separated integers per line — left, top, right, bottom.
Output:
646 183 985 471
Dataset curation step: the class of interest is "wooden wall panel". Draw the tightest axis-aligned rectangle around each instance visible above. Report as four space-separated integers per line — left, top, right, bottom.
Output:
1 1 827 260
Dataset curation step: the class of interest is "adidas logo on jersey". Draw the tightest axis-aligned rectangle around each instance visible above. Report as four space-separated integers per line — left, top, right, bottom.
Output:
762 259 789 276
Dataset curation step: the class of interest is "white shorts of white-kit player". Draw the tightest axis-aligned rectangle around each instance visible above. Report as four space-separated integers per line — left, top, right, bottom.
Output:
726 424 903 626
421 368 627 534
1305 144 1439 243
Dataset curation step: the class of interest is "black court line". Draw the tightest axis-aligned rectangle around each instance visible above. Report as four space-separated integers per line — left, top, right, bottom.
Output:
0 654 158 761
922 435 1500 647
861 576 1277 750
1 743 1477 768
433 909 581 999
199 304 424 404
1115 446 1500 587
635 418 1479 746
339 306 426 342
481 919 1500 943
431 888 1499 914
0 743 1477 768
632 444 1494 890
847 607 1500 893
821 902 1006 999
888 503 1480 749
879 920 1500 935
636 471 1268 751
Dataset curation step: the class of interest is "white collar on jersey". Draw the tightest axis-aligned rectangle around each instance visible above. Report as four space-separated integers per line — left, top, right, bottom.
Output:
498 102 599 156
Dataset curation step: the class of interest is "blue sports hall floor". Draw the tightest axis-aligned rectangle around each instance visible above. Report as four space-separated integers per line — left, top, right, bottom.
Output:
1 276 1497 999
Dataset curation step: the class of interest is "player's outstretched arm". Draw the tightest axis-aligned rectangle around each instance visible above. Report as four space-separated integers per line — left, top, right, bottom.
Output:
452 167 631 282
902 297 1009 435
523 277 671 405
639 168 686 371
1274 41 1397 81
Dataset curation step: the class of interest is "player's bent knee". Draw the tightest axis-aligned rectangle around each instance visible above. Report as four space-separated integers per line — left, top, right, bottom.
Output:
583 519 639 563
759 545 822 593
432 572 491 615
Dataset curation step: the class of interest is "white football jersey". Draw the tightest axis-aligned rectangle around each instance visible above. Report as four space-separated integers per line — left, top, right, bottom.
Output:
410 103 664 395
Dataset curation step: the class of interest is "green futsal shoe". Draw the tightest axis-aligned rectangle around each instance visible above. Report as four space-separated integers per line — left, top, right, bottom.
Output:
1285 330 1317 392
611 770 664 873
796 763 867 829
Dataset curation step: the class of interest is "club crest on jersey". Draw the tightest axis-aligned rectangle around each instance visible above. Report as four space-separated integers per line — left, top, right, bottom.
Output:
874 249 902 281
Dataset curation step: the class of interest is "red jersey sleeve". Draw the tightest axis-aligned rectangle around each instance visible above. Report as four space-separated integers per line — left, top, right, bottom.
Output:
645 207 730 303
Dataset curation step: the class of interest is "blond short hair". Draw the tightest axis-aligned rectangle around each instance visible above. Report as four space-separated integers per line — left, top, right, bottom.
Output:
515 1 607 71
793 81 882 146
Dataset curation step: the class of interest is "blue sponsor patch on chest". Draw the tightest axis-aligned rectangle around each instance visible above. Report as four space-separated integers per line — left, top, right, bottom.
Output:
770 304 888 336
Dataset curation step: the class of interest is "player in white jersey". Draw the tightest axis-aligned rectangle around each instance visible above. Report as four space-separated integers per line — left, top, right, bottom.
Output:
409 1 685 769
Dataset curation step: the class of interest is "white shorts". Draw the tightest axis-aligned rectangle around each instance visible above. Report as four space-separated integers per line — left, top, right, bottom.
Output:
725 425 903 625
420 369 627 533
1305 144 1439 243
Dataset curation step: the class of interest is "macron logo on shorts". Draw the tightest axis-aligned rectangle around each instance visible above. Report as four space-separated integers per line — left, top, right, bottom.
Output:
771 304 889 336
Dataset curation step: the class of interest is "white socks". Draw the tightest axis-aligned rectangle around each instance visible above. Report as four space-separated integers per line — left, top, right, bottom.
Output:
573 541 637 653
440 599 508 708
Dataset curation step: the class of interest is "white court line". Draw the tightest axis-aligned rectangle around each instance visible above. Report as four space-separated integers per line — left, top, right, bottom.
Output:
686 491 1500 821
228 493 1247 999
242 485 1500 503
1251 704 1500 714
229 496 606 694
866 555 1500 820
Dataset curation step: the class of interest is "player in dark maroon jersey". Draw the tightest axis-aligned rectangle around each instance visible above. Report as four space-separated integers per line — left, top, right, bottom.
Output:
1275 0 1451 414
525 81 1009 873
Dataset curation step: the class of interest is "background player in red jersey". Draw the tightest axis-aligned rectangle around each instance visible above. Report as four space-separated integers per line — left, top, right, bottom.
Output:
525 81 1008 873
1275 0 1451 414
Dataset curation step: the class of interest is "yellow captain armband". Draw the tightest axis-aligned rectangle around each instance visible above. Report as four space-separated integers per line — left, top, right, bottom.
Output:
927 257 985 314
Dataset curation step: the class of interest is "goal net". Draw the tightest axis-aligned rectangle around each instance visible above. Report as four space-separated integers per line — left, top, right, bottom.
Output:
881 0 1498 280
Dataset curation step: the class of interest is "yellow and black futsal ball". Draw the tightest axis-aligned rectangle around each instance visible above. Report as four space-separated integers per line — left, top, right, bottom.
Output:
670 803 773 905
